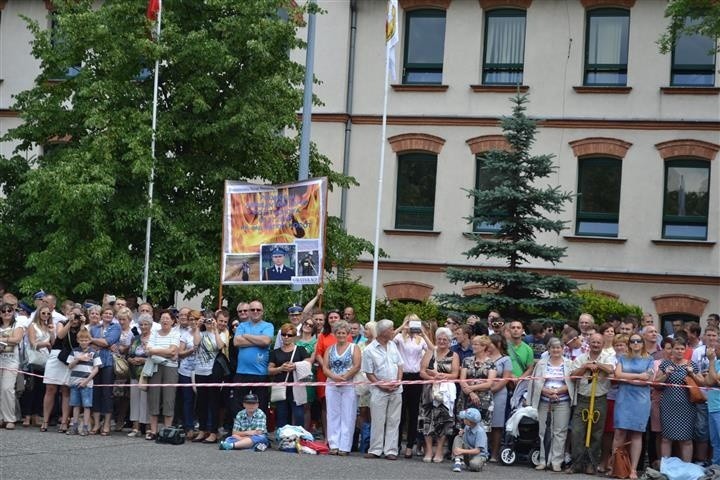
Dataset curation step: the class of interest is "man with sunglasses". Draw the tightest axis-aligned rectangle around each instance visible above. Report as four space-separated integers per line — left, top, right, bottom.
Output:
1 293 30 328
487 311 504 336
233 300 273 414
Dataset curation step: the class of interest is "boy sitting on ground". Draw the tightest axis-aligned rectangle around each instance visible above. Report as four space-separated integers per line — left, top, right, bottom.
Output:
219 394 270 451
452 408 489 472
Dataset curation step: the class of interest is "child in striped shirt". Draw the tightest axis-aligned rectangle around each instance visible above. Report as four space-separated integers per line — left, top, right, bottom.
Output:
67 329 101 435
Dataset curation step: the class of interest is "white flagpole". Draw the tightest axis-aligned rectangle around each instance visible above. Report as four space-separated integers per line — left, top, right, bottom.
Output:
142 0 162 302
369 41 392 324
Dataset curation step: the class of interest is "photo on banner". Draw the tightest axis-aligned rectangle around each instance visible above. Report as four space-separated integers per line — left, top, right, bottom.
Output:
222 178 327 285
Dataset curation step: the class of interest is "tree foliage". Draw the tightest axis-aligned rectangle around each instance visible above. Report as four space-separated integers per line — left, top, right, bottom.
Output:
658 0 720 54
0 0 374 304
437 94 580 321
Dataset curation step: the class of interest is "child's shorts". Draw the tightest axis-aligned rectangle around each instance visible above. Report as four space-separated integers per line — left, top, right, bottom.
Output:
224 434 269 446
70 385 93 408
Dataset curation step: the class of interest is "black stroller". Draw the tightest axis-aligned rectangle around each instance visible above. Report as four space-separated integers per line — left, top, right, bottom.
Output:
499 379 541 467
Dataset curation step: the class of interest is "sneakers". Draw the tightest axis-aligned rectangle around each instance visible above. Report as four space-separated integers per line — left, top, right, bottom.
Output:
453 458 463 473
219 441 234 451
127 429 140 438
66 424 78 436
80 426 89 436
254 442 268 452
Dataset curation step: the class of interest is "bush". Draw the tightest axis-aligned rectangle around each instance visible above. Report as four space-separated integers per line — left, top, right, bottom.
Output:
573 289 643 324
375 299 442 327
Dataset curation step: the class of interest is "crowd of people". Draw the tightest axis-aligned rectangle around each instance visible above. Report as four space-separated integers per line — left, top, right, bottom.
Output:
1 287 719 476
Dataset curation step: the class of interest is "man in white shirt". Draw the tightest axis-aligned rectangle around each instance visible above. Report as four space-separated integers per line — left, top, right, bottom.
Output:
362 319 403 460
691 325 718 465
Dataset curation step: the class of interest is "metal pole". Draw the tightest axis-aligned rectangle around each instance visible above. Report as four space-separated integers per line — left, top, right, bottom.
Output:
368 44 391 323
142 0 162 302
298 0 316 182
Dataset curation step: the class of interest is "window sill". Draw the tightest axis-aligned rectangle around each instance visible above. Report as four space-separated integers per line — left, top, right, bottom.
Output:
385 229 441 237
463 231 505 239
563 235 627 244
651 239 715 247
470 85 529 93
391 84 449 92
573 86 632 94
660 86 720 95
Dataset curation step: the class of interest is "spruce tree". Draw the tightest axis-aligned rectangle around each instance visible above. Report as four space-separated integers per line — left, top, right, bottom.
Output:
437 94 580 321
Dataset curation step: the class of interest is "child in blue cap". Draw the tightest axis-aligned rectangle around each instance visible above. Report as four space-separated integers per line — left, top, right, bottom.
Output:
452 408 488 472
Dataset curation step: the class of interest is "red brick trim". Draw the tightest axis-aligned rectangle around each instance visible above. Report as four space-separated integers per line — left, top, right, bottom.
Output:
383 281 434 301
470 85 530 93
655 139 720 161
652 294 709 318
466 135 511 154
399 0 451 11
661 87 720 96
573 86 632 94
0 1 8 11
569 137 632 159
478 0 533 9
388 133 446 154
579 0 635 8
391 84 449 92
462 284 500 296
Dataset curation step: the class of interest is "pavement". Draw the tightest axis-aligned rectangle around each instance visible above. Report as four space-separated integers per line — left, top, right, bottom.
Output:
1 427 566 480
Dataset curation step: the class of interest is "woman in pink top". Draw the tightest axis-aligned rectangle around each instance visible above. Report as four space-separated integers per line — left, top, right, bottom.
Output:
393 314 431 458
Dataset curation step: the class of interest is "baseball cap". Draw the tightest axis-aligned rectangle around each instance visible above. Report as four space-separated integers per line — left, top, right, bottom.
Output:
243 393 259 404
458 408 481 424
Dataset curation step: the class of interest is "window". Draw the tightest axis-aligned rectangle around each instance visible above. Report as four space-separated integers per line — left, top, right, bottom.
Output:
584 9 629 86
395 153 437 230
483 9 526 85
49 11 81 79
403 9 446 84
671 18 716 86
575 157 622 236
662 159 711 240
473 155 504 233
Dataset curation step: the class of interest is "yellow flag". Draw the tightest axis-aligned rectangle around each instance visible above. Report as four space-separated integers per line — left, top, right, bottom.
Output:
386 0 399 82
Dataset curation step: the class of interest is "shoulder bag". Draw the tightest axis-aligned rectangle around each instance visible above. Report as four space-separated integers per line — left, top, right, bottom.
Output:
685 375 706 403
271 345 297 403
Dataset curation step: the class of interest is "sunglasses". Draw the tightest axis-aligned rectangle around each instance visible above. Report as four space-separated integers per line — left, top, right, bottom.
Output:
491 322 504 327
1 308 13 314
629 338 643 344
249 308 263 312
280 333 294 337
237 309 248 313
40 312 51 316
303 322 314 327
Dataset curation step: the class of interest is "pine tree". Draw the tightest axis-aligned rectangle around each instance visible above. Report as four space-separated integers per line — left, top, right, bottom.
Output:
437 94 580 321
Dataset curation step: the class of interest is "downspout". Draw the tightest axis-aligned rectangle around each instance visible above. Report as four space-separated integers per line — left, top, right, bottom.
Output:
339 0 357 228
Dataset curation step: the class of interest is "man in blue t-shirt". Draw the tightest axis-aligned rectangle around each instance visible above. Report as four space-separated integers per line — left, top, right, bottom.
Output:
233 300 274 416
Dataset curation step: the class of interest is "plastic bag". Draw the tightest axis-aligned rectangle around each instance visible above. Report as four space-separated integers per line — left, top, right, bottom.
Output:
660 456 705 480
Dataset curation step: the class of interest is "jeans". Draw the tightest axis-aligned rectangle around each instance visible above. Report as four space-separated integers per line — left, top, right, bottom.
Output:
274 394 304 429
708 410 720 465
177 374 195 431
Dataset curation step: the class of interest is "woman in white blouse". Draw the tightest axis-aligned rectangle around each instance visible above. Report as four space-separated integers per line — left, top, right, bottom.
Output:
144 310 180 440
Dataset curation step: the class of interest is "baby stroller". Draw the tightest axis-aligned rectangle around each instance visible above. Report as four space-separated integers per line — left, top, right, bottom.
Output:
499 379 541 467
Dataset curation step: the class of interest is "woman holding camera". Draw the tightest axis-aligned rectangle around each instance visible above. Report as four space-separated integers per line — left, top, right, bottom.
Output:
0 302 24 429
43 306 85 432
191 313 225 444
145 310 180 440
393 314 430 458
89 306 121 435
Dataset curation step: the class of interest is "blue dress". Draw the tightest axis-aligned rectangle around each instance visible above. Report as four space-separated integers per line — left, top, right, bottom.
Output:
614 355 654 432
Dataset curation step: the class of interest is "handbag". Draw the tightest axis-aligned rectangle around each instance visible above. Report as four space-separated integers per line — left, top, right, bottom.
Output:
212 352 231 378
113 353 130 380
27 348 49 368
685 375 706 403
271 345 296 403
608 444 632 479
155 426 186 445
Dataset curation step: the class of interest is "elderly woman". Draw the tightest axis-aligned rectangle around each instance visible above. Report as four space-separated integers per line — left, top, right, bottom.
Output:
323 320 361 455
393 314 430 458
656 337 701 463
612 332 654 479
89 306 121 435
269 323 309 429
191 312 225 444
145 309 180 440
43 306 85 433
111 307 134 432
127 314 152 437
529 337 575 472
458 335 497 435
418 326 459 463
23 305 54 427
0 302 24 429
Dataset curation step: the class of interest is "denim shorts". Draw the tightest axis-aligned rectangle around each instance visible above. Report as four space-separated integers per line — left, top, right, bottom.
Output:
695 402 709 441
70 385 93 408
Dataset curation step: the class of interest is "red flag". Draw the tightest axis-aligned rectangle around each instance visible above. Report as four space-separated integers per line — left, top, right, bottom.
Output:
147 0 160 21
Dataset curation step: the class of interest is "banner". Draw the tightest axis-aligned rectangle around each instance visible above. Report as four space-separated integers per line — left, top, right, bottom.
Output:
222 178 327 285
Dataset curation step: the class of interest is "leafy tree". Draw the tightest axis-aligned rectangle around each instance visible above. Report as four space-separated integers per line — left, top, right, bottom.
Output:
0 0 372 304
658 0 720 54
437 94 580 321
571 290 643 325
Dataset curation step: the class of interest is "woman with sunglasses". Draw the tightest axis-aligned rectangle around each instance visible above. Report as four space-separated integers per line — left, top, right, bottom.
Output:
22 306 55 427
268 323 309 429
296 316 318 431
656 337 701 463
43 306 85 432
0 302 24 429
612 333 654 479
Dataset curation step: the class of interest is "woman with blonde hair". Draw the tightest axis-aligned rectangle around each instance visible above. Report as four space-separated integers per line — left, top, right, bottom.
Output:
23 305 54 427
393 313 431 458
0 302 24 429
458 335 496 434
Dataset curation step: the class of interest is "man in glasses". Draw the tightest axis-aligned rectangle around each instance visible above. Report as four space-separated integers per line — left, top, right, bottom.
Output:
1 293 30 328
233 300 273 414
487 311 504 336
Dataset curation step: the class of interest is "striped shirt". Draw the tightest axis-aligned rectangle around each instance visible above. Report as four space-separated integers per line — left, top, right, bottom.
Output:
148 329 181 368
68 347 102 387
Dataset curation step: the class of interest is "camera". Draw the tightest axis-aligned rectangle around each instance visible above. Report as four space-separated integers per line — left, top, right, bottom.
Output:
409 320 422 334
74 313 84 321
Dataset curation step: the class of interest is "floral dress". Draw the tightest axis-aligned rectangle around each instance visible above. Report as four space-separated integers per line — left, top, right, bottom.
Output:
457 356 495 432
417 349 455 438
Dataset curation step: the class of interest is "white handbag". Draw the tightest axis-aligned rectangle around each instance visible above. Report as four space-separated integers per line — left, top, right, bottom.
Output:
271 345 296 403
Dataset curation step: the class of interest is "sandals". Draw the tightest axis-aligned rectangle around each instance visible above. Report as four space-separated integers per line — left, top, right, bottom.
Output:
40 423 48 432
422 457 433 463
329 449 339 455
145 432 156 441
202 435 218 444
432 456 444 463
192 432 207 443
57 423 68 434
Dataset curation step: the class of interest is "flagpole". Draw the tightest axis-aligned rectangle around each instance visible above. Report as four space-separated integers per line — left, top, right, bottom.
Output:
142 0 162 302
368 46 391 324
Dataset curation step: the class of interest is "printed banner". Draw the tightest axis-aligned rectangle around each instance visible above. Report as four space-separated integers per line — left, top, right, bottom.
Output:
222 178 327 285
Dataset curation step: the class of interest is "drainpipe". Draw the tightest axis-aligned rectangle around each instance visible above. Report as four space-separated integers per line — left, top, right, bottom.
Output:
339 0 358 228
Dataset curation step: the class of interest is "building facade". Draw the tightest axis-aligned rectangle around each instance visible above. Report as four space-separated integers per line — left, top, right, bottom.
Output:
1 0 718 328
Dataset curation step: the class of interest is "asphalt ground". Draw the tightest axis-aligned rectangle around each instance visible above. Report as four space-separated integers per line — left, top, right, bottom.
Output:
0 427 568 480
